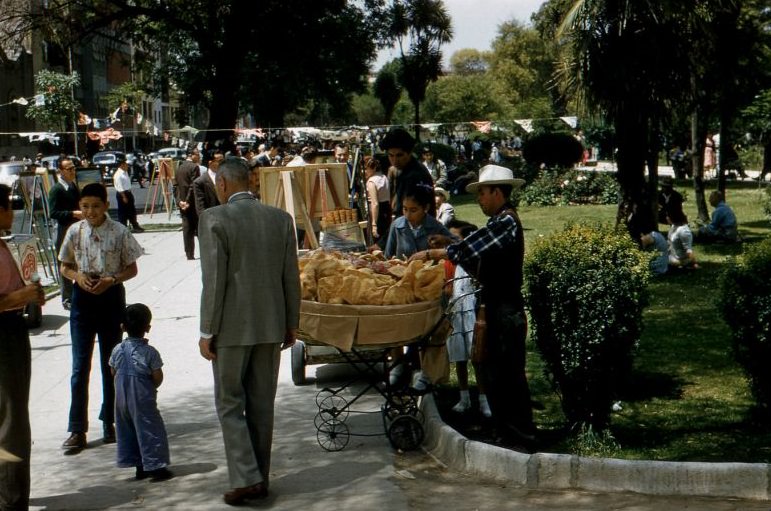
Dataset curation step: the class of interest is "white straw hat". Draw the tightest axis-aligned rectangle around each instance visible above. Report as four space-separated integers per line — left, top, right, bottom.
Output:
434 187 450 201
466 165 525 193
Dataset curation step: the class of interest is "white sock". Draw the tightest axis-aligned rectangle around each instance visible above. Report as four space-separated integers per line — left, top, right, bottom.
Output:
458 390 470 405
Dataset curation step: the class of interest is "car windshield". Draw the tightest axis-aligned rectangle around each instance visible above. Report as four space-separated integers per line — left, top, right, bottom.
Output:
93 154 116 163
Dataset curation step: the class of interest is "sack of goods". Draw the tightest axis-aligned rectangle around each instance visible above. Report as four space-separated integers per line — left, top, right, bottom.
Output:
299 250 445 306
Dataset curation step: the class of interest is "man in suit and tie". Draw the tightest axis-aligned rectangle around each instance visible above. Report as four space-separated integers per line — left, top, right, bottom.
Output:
174 149 202 260
197 157 300 506
193 150 224 214
48 158 82 309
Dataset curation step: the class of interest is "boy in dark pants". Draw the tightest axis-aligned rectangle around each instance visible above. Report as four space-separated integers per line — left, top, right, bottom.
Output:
58 183 144 451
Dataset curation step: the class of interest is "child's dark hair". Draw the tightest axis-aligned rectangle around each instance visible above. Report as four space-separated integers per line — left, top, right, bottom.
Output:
403 182 434 209
447 219 477 238
124 303 152 337
81 182 108 203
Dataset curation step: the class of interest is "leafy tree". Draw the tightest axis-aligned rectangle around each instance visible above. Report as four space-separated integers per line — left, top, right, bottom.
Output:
25 69 80 132
1 0 384 144
422 73 511 122
555 0 693 233
387 0 453 140
373 59 403 125
488 19 559 118
449 48 488 75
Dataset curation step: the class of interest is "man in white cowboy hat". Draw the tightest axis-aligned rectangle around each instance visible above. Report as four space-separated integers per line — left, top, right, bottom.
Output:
412 164 536 449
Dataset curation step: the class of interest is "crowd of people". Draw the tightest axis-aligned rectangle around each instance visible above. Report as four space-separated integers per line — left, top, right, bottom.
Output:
3 124 749 508
1 126 539 507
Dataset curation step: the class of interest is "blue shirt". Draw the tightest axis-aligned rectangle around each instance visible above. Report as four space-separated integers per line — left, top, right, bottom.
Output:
705 201 737 240
384 214 451 259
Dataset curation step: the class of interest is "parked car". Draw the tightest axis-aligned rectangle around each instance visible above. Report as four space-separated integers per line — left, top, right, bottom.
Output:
0 161 31 209
39 154 81 171
156 147 186 160
92 150 127 183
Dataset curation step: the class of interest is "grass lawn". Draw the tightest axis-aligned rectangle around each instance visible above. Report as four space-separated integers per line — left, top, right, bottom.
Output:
444 180 771 462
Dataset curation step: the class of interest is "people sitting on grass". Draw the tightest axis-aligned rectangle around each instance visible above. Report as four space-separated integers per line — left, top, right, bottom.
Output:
696 190 739 243
640 230 669 276
667 207 699 270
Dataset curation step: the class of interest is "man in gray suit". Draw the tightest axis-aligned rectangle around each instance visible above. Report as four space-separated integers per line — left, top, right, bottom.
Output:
197 157 300 506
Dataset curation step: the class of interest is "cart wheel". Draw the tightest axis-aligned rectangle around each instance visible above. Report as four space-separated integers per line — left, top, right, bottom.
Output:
291 341 306 385
318 394 349 423
388 415 424 451
317 419 350 452
315 389 335 408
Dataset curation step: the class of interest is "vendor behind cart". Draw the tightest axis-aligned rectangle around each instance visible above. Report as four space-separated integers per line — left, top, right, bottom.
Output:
412 164 536 450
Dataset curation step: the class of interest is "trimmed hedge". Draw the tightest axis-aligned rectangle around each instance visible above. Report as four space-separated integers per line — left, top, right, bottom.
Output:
524 223 650 429
718 238 771 413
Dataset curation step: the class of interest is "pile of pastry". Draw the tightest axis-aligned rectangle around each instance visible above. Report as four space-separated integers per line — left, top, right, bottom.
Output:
299 250 444 305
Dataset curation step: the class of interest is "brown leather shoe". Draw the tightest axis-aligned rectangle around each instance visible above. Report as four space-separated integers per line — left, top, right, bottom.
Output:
62 432 86 449
223 482 268 505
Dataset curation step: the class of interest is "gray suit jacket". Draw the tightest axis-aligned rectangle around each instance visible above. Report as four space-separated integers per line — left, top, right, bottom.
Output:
199 193 300 346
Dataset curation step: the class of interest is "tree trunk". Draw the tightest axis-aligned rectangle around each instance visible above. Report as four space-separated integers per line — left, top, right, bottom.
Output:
413 100 421 143
690 111 709 223
614 111 653 239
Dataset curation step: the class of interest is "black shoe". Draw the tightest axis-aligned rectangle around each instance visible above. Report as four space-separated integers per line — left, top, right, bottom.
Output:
103 423 116 444
62 432 86 450
62 299 71 311
136 466 149 480
148 467 173 482
131 226 145 233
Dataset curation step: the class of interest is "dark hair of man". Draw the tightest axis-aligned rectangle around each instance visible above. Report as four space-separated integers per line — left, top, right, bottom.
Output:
490 184 513 199
58 158 72 171
446 218 477 233
124 303 152 338
81 183 108 203
0 183 10 210
379 128 416 152
403 182 434 209
218 157 250 187
667 206 688 225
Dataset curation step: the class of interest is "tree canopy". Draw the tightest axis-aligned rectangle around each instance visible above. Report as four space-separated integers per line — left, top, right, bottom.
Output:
1 0 385 144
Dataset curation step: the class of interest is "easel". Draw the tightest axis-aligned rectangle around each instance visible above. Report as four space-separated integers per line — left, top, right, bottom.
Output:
271 170 319 249
16 169 58 283
144 158 176 219
261 164 349 250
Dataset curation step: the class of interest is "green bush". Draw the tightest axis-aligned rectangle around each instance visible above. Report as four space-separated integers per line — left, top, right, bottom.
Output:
524 223 650 430
521 169 619 206
717 238 771 412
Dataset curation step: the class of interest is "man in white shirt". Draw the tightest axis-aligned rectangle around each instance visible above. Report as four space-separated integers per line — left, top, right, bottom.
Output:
113 160 144 233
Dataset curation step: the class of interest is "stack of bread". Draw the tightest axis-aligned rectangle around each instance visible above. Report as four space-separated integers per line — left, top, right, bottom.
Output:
299 250 445 305
322 208 358 227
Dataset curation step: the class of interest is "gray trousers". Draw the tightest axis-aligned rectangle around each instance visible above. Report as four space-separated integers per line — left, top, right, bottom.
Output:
0 313 31 511
213 343 280 489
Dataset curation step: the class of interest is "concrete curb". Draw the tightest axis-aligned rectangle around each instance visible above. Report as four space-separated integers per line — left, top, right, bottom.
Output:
420 393 771 500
